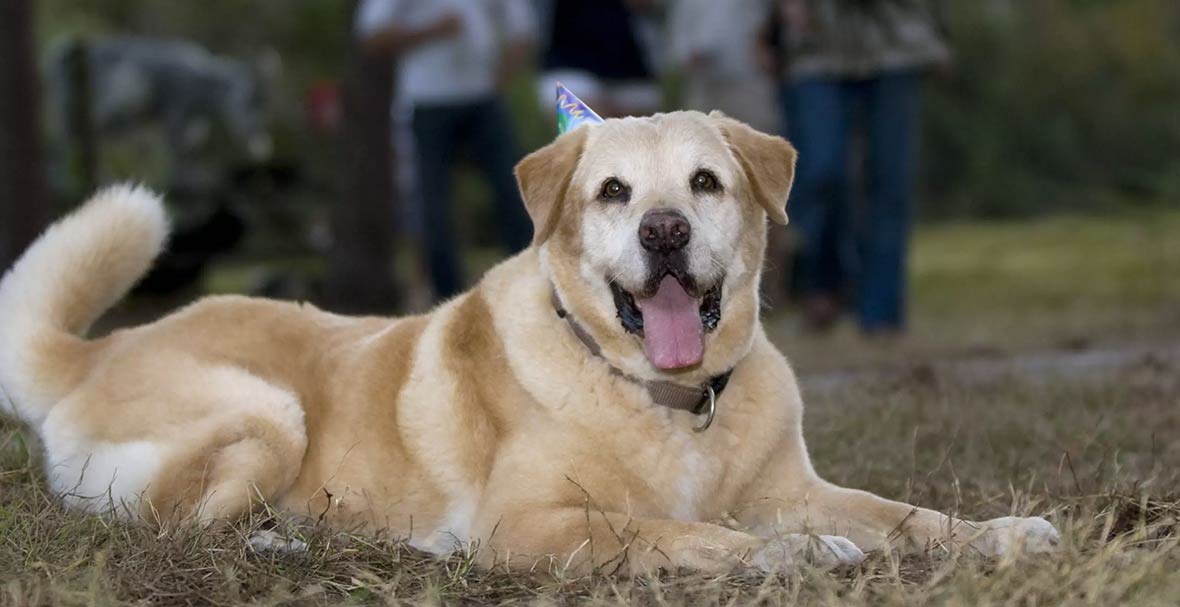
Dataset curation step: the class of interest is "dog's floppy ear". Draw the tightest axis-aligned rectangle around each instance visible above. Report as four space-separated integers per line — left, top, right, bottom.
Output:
515 127 589 245
711 111 796 225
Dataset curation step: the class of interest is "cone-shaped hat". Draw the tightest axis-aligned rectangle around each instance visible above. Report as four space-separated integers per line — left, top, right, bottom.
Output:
556 82 603 134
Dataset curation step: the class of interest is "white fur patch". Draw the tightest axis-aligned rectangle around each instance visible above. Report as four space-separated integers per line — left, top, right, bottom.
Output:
974 516 1061 557
671 443 708 521
43 439 162 514
249 529 309 554
751 534 866 572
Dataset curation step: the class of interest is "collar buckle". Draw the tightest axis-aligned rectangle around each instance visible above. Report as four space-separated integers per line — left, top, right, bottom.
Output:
693 386 716 432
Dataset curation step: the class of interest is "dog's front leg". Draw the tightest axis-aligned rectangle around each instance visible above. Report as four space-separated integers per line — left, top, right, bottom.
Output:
738 479 1059 558
473 507 862 576
731 343 1058 559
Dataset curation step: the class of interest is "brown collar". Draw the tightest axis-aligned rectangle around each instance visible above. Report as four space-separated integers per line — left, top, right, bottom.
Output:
551 291 732 432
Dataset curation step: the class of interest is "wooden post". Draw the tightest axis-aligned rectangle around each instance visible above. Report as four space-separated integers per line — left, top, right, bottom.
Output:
63 39 98 198
0 0 52 269
321 0 401 313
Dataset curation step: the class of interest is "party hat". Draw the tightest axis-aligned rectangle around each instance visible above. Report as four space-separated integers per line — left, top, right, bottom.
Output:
556 82 603 134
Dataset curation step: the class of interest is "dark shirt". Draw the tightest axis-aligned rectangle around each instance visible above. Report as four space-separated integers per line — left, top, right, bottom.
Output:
541 0 652 80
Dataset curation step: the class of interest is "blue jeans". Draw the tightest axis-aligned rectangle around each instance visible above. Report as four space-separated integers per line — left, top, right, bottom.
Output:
784 71 920 331
412 97 532 300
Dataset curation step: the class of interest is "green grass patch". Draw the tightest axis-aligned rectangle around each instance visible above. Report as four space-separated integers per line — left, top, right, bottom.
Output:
772 208 1180 371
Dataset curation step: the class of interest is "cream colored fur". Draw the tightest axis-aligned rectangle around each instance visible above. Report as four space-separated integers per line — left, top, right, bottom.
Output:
0 184 168 422
0 113 1058 575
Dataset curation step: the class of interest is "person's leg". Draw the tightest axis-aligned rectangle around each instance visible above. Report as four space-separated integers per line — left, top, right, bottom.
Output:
859 70 920 332
411 103 464 300
467 96 533 253
816 192 848 297
784 77 851 329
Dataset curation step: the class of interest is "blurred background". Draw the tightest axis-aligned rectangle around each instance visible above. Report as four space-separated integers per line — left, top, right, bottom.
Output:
1 0 1177 373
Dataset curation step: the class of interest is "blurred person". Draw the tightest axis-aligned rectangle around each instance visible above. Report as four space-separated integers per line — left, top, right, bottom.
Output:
668 0 778 134
780 0 948 335
535 0 662 119
357 0 536 301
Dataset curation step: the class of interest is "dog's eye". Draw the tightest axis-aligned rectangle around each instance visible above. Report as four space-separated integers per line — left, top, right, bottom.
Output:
691 170 721 193
599 178 630 202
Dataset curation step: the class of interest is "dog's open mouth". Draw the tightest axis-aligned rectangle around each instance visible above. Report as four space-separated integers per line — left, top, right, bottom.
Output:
610 274 722 370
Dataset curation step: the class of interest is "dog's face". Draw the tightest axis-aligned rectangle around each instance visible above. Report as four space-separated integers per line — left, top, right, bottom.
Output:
517 111 795 379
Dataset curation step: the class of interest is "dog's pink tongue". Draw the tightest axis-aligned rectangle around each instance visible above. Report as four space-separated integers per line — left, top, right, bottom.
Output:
636 275 704 370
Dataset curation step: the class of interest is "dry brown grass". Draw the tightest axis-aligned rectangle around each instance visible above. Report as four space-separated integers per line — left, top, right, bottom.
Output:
2 348 1178 606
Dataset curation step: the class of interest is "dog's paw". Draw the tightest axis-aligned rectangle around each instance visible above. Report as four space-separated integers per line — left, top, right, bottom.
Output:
973 516 1060 557
811 534 867 567
248 529 309 554
750 534 865 573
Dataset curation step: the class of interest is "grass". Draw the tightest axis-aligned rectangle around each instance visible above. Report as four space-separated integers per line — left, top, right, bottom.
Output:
3 361 1178 605
909 209 1180 341
3 209 1180 605
771 207 1180 372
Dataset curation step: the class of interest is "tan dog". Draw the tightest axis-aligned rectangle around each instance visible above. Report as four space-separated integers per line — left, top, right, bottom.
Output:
0 112 1057 574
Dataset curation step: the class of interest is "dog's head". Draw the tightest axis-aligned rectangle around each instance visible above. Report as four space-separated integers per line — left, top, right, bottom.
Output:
516 111 795 379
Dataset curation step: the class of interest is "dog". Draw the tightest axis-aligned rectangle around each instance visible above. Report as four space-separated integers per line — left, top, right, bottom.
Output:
0 111 1058 574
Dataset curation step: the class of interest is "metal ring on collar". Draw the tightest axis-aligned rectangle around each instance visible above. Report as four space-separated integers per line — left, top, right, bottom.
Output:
694 386 716 433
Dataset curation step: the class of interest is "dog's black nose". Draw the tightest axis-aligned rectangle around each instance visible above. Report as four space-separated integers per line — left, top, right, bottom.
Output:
639 209 691 253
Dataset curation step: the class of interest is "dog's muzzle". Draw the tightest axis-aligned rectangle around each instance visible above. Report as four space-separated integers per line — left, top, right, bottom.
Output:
607 209 723 371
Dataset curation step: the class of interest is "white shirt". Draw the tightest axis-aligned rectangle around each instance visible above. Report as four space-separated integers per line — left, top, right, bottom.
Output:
356 0 536 105
668 0 771 79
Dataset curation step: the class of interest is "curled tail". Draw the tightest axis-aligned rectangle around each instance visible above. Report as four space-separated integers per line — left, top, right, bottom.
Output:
0 184 168 424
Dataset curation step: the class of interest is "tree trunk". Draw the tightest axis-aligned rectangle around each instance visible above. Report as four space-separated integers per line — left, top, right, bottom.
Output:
63 40 98 199
0 0 51 269
321 0 400 314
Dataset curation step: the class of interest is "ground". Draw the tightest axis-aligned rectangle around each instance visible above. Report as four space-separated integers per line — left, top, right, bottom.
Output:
2 209 1178 605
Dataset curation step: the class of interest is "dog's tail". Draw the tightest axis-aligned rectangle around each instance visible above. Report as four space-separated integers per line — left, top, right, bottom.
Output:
0 184 168 424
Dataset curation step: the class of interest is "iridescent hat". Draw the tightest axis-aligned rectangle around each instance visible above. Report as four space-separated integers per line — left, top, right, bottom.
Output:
556 82 603 135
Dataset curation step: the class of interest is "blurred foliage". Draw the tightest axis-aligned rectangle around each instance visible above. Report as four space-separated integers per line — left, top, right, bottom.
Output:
35 0 350 250
37 0 349 192
38 0 349 83
921 0 1180 217
33 0 1180 221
